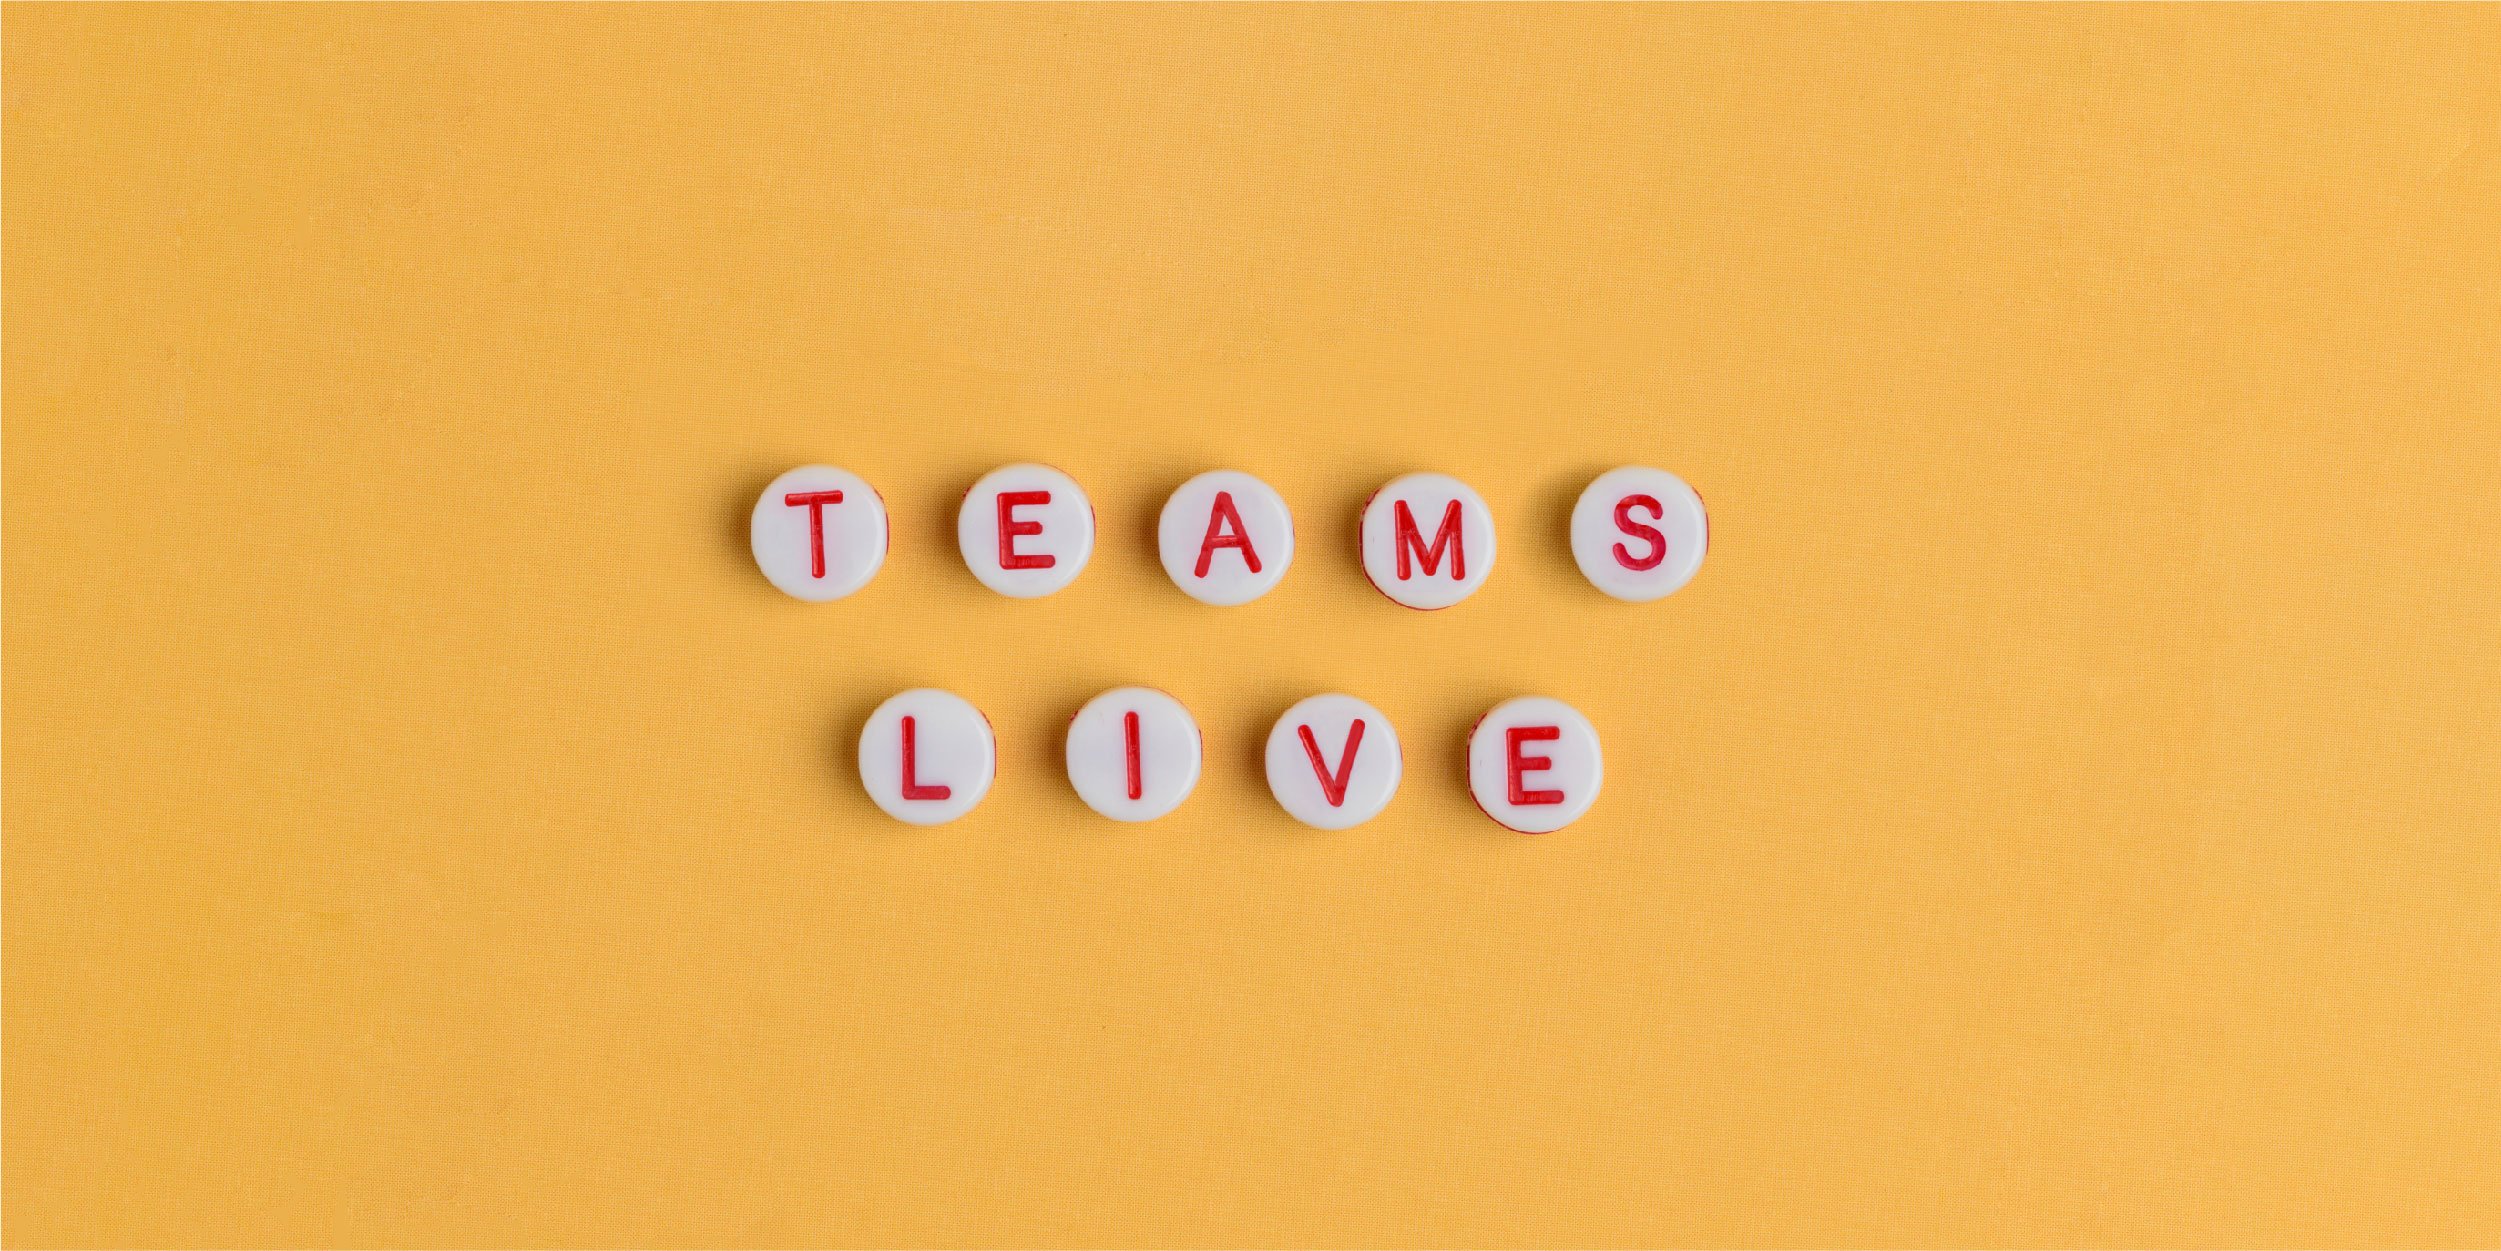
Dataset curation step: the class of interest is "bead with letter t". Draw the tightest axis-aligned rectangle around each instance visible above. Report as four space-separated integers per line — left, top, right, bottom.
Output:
750 465 888 602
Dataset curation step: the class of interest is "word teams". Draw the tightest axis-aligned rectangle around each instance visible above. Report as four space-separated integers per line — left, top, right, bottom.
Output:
751 466 1707 607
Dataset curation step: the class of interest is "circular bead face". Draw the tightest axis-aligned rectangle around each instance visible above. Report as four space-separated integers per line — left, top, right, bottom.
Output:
857 689 995 825
1570 466 1707 602
1264 694 1403 829
1466 696 1603 834
1065 687 1202 822
750 465 889 602
1156 471 1294 606
956 463 1094 598
1359 473 1496 610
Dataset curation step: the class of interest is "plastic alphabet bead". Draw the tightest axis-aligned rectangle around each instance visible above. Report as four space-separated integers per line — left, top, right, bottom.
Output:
750 465 889 601
1359 472 1496 610
1466 696 1603 834
858 689 996 825
956 462 1095 598
1570 466 1707 602
1065 686 1202 822
1264 694 1403 829
1156 470 1295 606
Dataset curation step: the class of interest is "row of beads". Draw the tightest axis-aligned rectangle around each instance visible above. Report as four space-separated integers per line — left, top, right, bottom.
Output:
865 688 1601 834
752 465 1707 607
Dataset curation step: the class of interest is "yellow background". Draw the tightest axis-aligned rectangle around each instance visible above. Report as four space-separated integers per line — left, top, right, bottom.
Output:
7 5 2499 1247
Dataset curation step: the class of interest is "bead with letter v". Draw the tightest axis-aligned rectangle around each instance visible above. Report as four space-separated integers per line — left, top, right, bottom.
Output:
1264 693 1401 829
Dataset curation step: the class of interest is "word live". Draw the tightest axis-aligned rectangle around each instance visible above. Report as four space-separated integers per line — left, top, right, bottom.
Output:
752 465 1705 832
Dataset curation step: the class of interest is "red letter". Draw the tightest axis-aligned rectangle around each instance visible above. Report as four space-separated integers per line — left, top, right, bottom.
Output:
1123 710 1144 801
1297 719 1367 807
1193 491 1263 577
1612 494 1666 571
1393 499 1466 581
1505 726 1564 805
997 491 1055 570
782 490 846 579
899 715 951 801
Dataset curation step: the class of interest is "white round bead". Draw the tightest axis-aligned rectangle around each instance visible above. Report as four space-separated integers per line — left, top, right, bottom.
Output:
750 465 889 602
857 689 995 825
1358 472 1496 610
1065 687 1202 822
1569 466 1707 602
1466 696 1603 834
1263 694 1403 829
1156 470 1294 606
956 463 1095 598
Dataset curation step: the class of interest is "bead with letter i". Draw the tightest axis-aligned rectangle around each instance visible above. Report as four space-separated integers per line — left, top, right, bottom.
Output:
1065 687 1203 822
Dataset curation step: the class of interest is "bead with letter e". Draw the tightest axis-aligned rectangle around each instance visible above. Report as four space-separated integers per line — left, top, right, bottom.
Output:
957 462 1095 598
1466 696 1603 833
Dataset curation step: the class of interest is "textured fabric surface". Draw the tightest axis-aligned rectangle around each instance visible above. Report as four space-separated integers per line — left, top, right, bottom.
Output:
5 5 2498 1246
